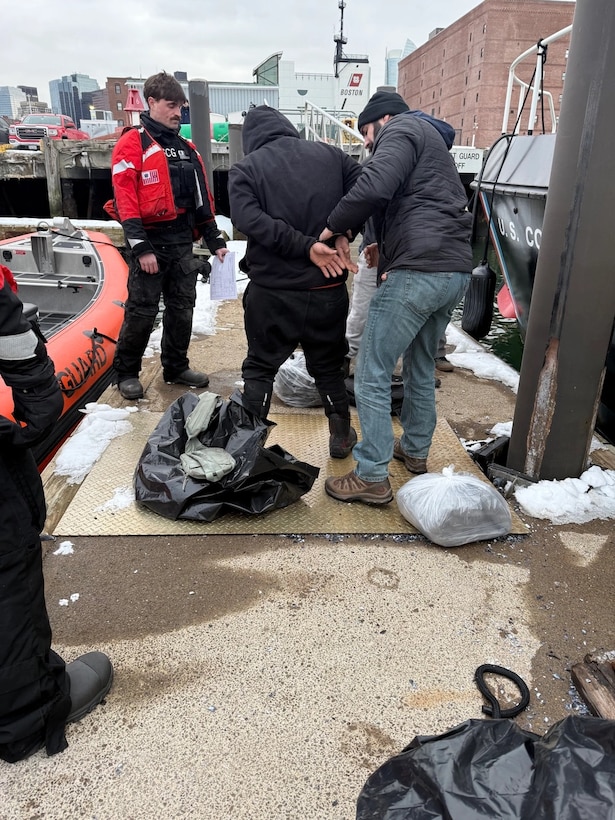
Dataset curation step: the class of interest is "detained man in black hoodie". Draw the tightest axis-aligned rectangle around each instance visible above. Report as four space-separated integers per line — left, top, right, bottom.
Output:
228 106 362 458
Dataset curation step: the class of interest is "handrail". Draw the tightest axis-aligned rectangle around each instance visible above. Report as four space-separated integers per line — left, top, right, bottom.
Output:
297 100 365 157
501 25 573 136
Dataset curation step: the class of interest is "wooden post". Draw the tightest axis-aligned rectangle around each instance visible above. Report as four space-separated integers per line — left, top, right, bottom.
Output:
42 138 63 217
188 79 214 192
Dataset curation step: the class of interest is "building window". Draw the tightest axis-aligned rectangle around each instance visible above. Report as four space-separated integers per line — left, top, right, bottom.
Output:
433 91 436 99
467 54 470 64
562 71 566 80
463 97 466 107
443 49 446 57
478 70 481 80
431 108 435 116
480 47 484 58
114 84 121 95
465 76 468 85
461 118 464 127
116 101 123 111
118 119 124 126
476 93 479 102
483 23 487 34
469 32 472 42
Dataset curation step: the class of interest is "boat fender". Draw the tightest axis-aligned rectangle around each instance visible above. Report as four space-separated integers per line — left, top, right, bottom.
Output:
461 262 496 341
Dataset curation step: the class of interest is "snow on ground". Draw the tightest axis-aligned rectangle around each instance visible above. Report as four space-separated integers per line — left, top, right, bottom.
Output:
53 404 137 484
445 326 615 524
514 465 615 525
446 324 520 392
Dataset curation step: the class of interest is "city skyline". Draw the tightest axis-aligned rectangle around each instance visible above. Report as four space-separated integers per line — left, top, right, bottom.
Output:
2 0 496 106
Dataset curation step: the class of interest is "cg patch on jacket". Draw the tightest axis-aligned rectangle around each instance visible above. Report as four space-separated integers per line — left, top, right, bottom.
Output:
142 169 160 186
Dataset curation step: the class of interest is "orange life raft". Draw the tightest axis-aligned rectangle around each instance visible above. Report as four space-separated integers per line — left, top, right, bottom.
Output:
0 219 128 468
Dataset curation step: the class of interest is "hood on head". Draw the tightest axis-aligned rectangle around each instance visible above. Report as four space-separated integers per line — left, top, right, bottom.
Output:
407 109 456 149
242 106 300 154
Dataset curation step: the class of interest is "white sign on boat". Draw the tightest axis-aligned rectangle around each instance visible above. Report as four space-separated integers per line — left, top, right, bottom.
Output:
449 146 484 175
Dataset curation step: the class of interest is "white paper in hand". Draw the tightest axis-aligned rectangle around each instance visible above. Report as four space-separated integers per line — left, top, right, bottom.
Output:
210 252 237 300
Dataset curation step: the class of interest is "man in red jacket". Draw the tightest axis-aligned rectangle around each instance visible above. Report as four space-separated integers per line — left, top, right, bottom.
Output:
0 266 113 762
109 72 228 400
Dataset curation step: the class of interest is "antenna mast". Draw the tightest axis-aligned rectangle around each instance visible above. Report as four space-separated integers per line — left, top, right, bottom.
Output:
334 0 348 78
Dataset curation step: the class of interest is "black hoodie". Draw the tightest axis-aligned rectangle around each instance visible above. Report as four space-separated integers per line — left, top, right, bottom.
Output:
228 106 362 290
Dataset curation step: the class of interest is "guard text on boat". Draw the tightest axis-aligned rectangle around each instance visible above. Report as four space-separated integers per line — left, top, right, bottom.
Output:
56 335 108 396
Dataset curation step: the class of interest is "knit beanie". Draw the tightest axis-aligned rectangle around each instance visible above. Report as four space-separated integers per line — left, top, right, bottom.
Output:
357 91 410 130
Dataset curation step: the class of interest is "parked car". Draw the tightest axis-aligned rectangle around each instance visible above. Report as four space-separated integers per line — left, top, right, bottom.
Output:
9 114 90 150
0 117 10 144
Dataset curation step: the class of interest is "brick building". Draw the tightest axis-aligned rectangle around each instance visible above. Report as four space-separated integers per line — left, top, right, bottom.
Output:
398 0 575 148
105 77 131 128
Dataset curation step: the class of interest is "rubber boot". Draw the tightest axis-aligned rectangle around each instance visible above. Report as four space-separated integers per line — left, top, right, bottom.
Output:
328 413 358 459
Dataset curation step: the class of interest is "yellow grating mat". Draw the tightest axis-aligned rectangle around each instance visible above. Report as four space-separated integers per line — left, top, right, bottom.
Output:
53 410 526 537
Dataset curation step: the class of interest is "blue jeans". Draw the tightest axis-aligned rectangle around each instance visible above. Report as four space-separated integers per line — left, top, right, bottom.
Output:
353 269 470 482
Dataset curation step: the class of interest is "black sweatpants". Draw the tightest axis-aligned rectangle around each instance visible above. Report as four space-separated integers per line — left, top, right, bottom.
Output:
0 447 70 763
113 243 202 382
241 281 350 418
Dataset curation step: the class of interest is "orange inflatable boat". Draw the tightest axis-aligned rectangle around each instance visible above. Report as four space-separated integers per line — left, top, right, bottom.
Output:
0 218 128 468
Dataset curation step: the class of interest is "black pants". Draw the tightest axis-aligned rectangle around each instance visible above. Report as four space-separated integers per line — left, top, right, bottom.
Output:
113 243 202 382
0 447 70 763
241 282 350 418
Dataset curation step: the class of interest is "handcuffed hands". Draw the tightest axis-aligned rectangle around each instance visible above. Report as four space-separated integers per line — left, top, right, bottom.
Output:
309 241 347 278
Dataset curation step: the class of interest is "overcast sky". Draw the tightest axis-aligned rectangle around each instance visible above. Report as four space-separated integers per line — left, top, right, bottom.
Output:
3 0 490 104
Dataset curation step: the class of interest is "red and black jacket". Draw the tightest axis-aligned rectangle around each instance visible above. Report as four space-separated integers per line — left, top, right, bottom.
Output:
106 115 225 258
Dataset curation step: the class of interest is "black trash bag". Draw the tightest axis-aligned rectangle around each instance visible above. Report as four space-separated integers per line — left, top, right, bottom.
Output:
134 390 319 522
345 374 404 417
356 715 615 820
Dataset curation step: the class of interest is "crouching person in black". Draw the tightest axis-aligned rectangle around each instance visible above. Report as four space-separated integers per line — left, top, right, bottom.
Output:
0 265 113 763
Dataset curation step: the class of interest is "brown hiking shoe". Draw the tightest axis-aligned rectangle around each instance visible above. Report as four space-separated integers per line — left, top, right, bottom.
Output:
393 438 428 474
325 470 393 505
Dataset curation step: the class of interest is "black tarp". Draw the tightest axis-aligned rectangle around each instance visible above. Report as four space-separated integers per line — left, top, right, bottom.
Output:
134 391 319 522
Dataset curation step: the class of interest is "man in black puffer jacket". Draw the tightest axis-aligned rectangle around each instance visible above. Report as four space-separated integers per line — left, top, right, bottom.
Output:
321 91 473 504
228 106 363 458
0 267 113 762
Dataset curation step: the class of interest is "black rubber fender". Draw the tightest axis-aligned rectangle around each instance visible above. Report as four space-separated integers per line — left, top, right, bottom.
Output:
462 262 496 340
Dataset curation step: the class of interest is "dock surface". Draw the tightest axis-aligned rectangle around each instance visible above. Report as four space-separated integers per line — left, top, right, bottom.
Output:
2 295 613 819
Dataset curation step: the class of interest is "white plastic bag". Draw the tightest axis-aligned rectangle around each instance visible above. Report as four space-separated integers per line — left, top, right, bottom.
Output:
396 465 512 547
273 351 322 407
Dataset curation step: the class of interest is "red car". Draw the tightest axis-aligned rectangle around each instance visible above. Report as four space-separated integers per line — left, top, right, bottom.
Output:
9 113 90 150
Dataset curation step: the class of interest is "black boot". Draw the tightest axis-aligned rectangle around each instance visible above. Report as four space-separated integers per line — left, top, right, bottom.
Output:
328 414 358 458
66 652 113 723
